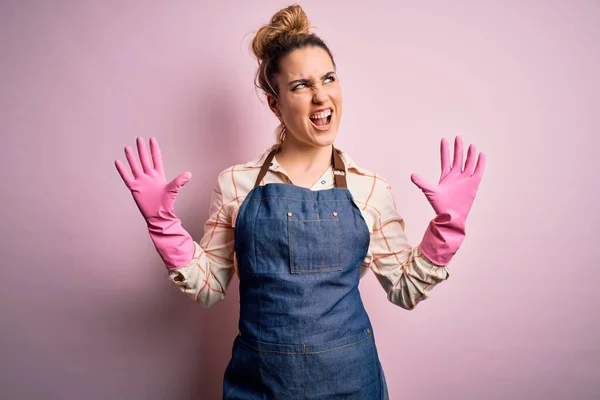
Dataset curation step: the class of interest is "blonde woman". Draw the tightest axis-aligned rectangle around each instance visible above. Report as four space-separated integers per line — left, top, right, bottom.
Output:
115 4 485 399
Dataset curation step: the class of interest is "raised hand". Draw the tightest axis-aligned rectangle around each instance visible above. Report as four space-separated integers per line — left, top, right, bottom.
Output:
115 137 194 269
115 137 192 222
411 136 486 265
411 136 485 222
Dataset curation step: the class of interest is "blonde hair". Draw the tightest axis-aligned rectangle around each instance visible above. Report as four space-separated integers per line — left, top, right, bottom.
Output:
250 4 335 144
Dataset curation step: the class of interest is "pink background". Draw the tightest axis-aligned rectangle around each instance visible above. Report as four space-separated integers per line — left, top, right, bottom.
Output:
1 1 599 399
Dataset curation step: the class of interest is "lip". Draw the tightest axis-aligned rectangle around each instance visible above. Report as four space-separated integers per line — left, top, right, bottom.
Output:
308 108 334 131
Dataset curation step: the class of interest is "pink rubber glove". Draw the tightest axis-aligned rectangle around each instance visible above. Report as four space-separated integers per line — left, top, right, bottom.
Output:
115 137 194 270
410 136 486 265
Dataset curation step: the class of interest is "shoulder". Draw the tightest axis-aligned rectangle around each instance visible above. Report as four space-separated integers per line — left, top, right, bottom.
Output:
338 148 397 228
338 148 392 201
212 144 276 202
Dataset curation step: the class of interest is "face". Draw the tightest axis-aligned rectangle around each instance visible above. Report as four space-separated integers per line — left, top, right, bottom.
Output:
268 46 342 149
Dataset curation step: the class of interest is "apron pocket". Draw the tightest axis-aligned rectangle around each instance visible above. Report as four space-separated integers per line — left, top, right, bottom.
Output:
304 328 380 398
235 329 379 398
288 212 342 274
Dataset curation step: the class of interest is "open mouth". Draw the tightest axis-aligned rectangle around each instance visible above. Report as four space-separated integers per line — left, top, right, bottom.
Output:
309 108 332 129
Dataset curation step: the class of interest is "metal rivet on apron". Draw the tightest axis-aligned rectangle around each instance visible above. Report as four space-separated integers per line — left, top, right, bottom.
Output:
332 211 338 217
287 212 292 217
366 328 371 334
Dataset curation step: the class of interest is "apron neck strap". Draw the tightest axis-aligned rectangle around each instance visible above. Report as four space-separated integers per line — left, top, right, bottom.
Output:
253 145 348 189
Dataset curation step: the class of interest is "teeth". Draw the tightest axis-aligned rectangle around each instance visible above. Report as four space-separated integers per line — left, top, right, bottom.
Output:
310 109 332 119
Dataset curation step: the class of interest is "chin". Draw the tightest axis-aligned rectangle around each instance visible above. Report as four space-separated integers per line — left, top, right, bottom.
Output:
287 122 339 148
310 129 338 147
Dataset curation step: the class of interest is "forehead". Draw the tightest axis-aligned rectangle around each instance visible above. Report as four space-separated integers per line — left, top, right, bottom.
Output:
277 46 335 79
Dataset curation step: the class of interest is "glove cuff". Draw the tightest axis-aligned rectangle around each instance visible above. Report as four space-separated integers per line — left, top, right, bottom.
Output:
147 218 195 270
419 214 466 266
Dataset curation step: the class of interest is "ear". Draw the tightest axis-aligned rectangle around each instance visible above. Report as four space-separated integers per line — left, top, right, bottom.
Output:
267 94 279 117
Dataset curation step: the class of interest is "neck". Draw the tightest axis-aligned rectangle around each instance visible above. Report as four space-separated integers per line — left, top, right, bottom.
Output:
276 137 333 174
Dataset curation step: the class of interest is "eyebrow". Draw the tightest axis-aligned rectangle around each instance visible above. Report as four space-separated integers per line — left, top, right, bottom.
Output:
287 71 336 87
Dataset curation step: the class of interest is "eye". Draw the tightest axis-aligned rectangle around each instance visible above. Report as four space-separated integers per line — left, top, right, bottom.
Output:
292 83 307 91
324 75 336 84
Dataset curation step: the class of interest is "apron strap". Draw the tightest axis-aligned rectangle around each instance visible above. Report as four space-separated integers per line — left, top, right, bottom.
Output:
253 148 278 188
332 146 348 189
253 146 348 189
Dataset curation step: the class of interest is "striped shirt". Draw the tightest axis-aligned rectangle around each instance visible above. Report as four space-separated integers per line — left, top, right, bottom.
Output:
168 144 450 310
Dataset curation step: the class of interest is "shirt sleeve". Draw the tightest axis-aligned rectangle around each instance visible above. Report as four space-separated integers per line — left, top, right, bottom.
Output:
166 173 237 308
366 178 450 310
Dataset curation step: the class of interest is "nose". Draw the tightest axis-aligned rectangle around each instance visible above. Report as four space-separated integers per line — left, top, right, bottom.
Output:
312 86 328 104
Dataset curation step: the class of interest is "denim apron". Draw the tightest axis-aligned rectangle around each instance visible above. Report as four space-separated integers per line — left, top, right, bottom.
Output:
223 147 389 399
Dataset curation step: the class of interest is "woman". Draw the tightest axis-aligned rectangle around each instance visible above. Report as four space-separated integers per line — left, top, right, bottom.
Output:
115 4 485 399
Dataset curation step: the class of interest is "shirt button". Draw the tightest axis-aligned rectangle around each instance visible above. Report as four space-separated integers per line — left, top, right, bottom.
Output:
321 180 326 185
287 212 292 217
332 211 338 217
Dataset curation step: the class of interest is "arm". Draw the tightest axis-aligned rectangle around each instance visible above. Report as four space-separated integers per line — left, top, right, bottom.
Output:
115 137 235 308
167 175 237 307
368 135 485 309
367 180 450 310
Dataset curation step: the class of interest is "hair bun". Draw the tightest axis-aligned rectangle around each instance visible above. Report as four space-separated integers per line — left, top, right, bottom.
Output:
252 4 311 61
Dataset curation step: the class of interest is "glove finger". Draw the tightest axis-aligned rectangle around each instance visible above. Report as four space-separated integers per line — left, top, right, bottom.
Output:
452 136 464 171
411 173 435 193
463 144 476 175
167 171 192 194
473 152 486 182
124 145 143 179
440 138 450 179
136 137 153 175
115 159 133 188
149 137 165 176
